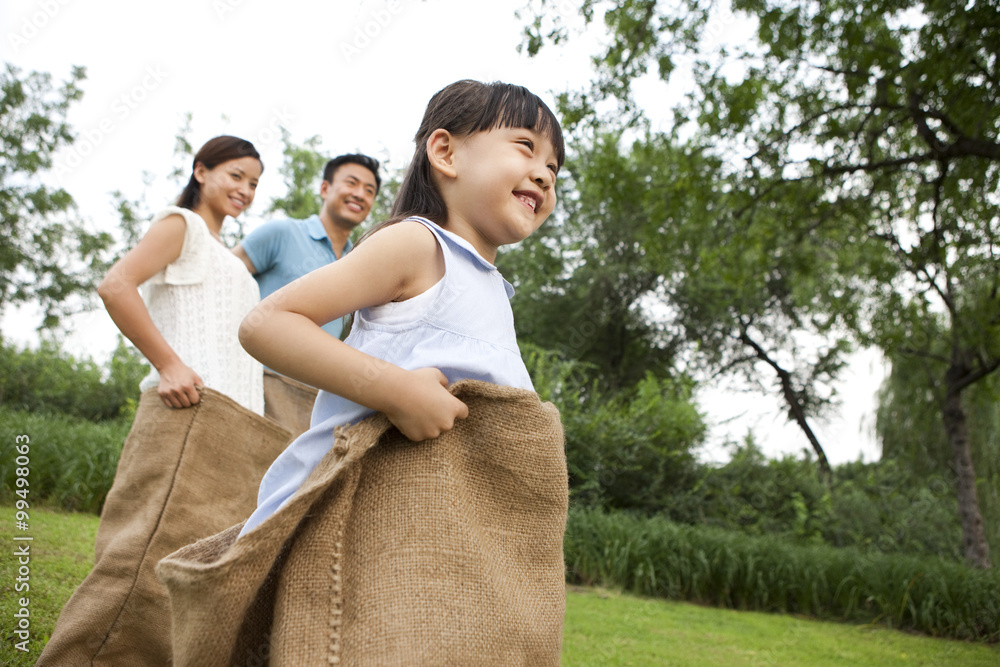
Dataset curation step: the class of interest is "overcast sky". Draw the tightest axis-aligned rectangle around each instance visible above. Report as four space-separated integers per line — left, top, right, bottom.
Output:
2 0 884 464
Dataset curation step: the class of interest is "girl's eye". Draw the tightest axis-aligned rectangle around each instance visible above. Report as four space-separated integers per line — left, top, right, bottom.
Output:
518 139 534 151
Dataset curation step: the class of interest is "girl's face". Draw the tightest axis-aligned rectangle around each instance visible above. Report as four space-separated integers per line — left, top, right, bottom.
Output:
195 156 262 220
443 125 558 261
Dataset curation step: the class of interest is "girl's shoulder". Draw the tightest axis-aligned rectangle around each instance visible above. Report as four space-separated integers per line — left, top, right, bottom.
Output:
364 217 440 255
357 217 444 302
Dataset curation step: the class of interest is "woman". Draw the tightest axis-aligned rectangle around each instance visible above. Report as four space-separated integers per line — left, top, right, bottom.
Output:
38 136 291 666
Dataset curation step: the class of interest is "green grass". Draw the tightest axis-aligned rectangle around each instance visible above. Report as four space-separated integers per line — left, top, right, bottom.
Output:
1 506 997 666
1 505 101 665
564 587 998 666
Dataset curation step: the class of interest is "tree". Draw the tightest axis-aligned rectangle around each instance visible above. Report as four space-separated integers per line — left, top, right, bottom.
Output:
520 0 999 566
499 134 681 392
0 63 115 330
265 130 327 220
877 339 1000 560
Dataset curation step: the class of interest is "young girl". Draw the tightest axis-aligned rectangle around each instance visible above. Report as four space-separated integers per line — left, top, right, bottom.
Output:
238 79 565 536
39 136 289 666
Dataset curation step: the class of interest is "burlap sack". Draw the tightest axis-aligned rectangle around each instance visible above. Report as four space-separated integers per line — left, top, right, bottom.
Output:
262 368 318 439
158 380 568 666
37 388 292 667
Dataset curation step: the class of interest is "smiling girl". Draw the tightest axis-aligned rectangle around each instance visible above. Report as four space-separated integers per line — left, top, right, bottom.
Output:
238 79 564 536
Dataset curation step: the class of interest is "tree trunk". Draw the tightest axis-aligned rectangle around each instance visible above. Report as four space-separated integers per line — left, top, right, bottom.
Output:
738 330 833 484
943 366 991 569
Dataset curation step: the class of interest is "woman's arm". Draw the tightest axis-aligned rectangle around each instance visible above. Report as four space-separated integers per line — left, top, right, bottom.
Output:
239 220 468 441
97 214 204 408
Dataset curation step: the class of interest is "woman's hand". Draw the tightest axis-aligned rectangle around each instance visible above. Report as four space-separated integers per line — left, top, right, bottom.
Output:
156 360 205 409
383 367 469 442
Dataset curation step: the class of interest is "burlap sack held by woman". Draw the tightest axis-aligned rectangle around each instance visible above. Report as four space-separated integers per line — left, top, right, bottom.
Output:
38 388 291 665
158 380 569 666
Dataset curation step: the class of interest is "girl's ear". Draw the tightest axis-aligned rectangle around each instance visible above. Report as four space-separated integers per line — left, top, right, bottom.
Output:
426 129 457 179
192 161 208 185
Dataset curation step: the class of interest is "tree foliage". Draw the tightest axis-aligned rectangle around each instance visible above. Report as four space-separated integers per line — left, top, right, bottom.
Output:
0 63 115 330
500 134 682 392
523 343 705 511
265 130 327 220
520 0 1000 567
0 335 146 421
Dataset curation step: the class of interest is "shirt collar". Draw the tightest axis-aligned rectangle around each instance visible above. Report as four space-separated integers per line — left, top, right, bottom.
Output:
307 215 354 255
408 216 515 298
305 215 327 241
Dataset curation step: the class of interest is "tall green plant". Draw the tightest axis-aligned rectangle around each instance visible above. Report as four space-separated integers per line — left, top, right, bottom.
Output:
564 507 1000 641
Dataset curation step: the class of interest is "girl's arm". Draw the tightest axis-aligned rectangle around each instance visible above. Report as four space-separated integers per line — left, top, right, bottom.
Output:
239 220 469 441
97 214 204 409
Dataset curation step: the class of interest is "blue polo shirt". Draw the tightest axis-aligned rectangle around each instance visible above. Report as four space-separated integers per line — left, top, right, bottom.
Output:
242 215 353 338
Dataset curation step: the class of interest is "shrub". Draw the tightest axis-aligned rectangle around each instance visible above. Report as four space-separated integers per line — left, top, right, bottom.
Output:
524 344 705 511
564 507 1000 642
0 337 146 421
0 406 129 513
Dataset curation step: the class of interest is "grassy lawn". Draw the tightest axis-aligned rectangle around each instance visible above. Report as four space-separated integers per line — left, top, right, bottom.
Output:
2 505 997 666
564 587 998 666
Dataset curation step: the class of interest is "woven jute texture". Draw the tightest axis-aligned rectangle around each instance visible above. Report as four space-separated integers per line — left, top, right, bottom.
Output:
158 380 568 666
262 368 318 440
37 387 291 667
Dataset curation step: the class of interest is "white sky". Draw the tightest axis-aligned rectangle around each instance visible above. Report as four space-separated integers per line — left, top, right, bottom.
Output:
2 0 884 464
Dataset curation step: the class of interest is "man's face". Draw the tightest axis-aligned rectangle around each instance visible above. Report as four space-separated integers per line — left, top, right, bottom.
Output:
320 162 378 229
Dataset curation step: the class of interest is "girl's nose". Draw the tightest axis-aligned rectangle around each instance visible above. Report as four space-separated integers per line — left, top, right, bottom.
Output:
533 167 554 190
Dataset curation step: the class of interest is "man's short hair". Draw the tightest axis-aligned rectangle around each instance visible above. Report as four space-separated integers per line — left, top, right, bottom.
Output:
323 154 381 193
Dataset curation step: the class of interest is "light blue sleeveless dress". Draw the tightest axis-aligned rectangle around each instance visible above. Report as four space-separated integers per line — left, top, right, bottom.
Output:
240 217 533 536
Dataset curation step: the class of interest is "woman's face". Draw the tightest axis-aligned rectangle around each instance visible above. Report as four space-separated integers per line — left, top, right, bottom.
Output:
195 156 262 219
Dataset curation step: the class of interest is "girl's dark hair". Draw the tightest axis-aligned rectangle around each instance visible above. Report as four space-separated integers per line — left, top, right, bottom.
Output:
386 79 565 227
176 135 262 210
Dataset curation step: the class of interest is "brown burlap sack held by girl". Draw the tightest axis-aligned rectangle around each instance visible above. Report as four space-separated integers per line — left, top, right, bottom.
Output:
37 388 292 666
158 380 569 666
262 367 319 439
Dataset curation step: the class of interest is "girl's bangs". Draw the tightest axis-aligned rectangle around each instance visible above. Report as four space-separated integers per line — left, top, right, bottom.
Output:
473 86 566 168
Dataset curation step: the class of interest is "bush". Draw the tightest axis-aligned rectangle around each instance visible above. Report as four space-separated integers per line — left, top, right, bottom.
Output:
524 344 705 511
564 507 1000 642
0 336 146 421
660 439 967 561
0 406 129 512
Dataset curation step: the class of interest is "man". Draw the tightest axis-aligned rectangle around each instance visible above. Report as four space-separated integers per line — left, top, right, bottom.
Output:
234 153 381 339
233 153 381 435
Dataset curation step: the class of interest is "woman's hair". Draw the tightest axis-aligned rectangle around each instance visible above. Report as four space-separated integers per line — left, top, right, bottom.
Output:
176 135 263 210
388 79 565 226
